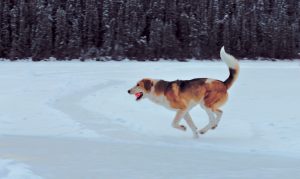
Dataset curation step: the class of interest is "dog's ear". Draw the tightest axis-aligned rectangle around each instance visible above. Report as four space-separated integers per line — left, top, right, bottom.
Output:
143 79 153 92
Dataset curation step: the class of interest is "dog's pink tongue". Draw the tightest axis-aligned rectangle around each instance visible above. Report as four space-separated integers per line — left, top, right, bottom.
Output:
135 93 142 98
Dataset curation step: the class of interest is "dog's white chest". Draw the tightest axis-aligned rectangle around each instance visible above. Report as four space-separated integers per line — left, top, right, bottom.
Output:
148 95 174 110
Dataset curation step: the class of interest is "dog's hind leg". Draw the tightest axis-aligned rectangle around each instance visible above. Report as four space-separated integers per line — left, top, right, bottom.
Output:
211 109 223 129
199 107 216 134
184 112 199 138
209 95 227 130
171 110 187 131
199 91 228 134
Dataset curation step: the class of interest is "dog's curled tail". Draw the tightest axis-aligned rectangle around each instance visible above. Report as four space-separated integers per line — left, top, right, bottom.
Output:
220 46 239 89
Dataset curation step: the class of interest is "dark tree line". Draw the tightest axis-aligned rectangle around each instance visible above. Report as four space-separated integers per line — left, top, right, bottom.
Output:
0 0 299 60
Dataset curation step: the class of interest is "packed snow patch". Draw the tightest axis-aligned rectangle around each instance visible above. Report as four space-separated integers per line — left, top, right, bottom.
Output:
0 159 42 179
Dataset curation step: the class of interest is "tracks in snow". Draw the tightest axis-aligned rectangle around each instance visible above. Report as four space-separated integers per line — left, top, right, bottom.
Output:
51 80 146 141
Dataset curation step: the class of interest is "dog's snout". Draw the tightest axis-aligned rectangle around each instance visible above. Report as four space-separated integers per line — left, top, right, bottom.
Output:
128 90 131 94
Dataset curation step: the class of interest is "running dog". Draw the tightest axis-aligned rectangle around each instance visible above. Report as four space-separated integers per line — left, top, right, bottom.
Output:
128 47 239 138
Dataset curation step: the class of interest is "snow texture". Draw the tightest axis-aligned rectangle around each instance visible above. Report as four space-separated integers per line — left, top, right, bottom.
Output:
0 159 42 179
0 61 299 179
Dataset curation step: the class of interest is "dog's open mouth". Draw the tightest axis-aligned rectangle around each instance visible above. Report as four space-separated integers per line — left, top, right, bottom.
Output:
135 92 143 101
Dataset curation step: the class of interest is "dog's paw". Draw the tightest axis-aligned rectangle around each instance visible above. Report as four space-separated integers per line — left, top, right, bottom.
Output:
180 125 187 131
198 129 207 135
211 125 218 130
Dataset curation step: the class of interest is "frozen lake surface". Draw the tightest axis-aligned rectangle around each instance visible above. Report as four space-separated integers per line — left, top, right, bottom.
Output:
0 60 299 178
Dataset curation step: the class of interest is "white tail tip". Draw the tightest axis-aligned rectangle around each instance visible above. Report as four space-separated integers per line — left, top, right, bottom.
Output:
220 46 238 69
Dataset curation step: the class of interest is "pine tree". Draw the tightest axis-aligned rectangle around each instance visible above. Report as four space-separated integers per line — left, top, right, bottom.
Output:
17 0 31 58
177 11 190 58
66 0 82 58
0 0 2 57
189 13 206 58
31 1 53 60
0 0 11 58
207 0 222 57
149 18 163 59
101 0 113 56
162 21 179 59
9 4 20 59
54 8 67 58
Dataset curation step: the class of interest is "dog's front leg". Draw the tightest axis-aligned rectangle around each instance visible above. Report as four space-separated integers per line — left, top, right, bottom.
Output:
184 112 199 138
171 110 187 131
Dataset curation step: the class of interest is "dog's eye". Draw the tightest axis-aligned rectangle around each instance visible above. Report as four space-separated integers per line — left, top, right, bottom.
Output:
137 84 140 86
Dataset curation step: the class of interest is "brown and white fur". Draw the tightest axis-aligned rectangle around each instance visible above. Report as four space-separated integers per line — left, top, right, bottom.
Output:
128 47 239 138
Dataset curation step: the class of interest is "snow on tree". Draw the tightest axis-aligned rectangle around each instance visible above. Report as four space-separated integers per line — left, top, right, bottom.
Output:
0 0 299 60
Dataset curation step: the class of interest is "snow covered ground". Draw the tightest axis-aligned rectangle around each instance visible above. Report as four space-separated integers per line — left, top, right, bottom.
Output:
0 60 299 179
0 159 42 179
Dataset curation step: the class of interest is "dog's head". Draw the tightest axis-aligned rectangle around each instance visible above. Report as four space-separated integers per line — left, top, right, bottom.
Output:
128 78 154 101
